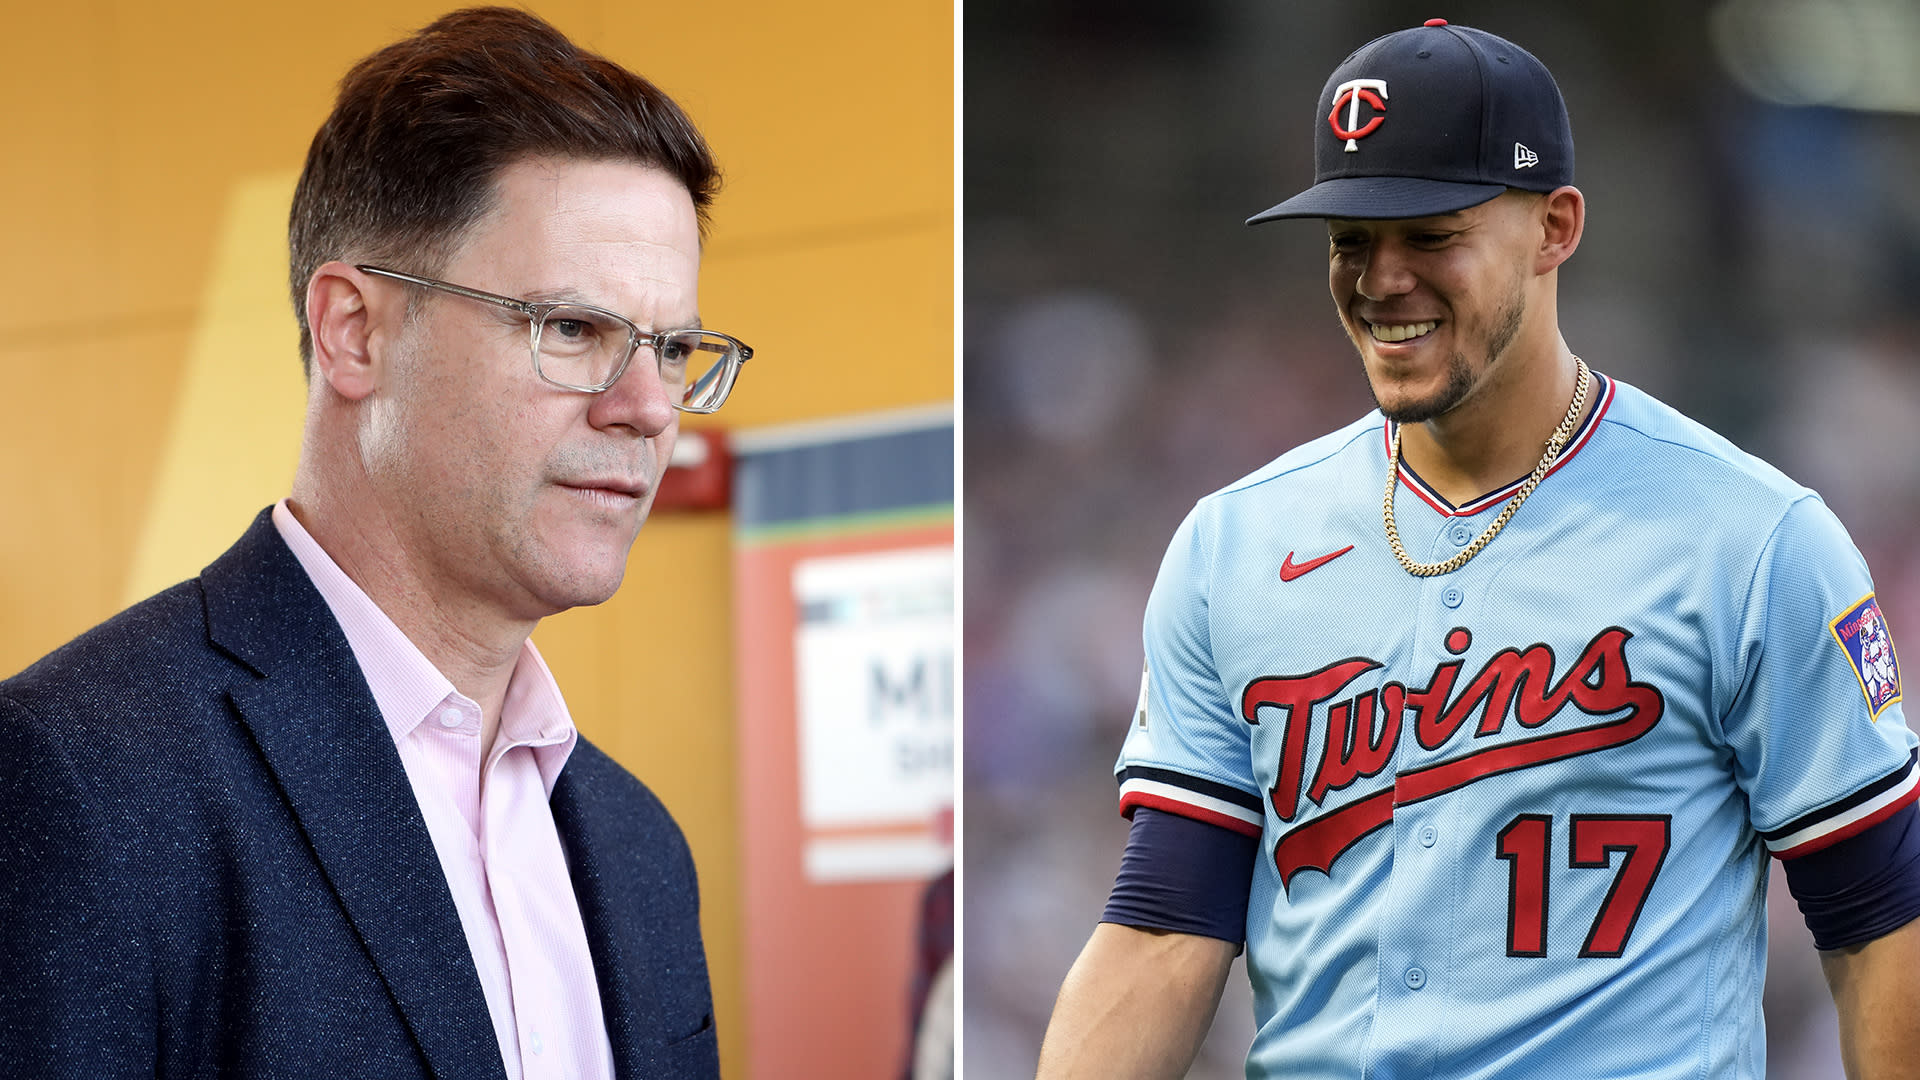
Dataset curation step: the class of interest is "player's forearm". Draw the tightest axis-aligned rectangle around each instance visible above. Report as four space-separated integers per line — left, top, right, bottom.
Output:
1035 922 1236 1080
1821 916 1920 1079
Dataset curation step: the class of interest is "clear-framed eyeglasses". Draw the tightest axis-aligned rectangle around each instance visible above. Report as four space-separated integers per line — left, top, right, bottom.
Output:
355 265 753 413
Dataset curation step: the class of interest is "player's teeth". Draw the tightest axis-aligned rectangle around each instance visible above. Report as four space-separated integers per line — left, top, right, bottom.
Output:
1369 320 1438 343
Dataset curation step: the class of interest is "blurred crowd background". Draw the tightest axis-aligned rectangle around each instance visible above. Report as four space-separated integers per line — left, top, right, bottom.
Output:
962 1 1920 1075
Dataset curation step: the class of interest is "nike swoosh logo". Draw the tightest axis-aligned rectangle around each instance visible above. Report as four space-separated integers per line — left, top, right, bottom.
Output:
1280 545 1355 582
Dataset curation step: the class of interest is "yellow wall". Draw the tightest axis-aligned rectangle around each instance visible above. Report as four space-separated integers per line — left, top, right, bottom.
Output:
0 4 953 1077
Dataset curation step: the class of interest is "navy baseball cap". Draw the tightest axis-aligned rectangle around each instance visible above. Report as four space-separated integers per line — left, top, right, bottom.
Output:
1248 19 1573 223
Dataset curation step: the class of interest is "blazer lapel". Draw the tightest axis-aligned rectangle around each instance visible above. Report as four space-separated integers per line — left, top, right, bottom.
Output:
549 741 719 1079
549 763 648 1076
203 511 506 1080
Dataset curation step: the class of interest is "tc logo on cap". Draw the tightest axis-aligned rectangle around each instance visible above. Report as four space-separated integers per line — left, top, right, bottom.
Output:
1329 78 1388 152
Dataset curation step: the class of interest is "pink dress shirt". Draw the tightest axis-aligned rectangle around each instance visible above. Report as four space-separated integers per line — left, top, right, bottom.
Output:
272 501 615 1080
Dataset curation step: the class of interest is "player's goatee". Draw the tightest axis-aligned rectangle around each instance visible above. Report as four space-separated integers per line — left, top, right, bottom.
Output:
1370 352 1476 423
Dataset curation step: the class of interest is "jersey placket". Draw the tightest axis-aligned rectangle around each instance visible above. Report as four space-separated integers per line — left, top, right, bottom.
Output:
1368 485 1496 1078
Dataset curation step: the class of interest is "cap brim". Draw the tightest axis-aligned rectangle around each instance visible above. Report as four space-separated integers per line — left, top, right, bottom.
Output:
1247 176 1507 224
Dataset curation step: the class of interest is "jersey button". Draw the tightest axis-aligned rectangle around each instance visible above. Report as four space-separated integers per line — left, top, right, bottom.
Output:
1405 966 1427 990
1448 522 1473 546
1442 586 1464 609
1419 825 1437 847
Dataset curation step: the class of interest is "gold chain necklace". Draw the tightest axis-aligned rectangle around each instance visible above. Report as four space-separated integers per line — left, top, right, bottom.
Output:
1383 358 1592 578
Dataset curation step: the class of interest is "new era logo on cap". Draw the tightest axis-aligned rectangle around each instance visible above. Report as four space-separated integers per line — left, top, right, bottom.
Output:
1248 19 1575 223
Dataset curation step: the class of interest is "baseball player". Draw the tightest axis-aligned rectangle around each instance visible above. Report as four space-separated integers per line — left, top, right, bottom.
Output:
1036 19 1920 1080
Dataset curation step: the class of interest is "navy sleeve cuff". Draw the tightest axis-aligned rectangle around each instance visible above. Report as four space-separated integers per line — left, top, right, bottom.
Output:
1100 806 1258 946
1783 801 1920 951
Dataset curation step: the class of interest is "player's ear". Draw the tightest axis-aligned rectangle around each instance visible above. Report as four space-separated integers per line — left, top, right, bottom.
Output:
1535 186 1584 274
306 261 391 402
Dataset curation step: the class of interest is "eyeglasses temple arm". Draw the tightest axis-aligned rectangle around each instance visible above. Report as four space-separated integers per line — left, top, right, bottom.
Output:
354 265 539 315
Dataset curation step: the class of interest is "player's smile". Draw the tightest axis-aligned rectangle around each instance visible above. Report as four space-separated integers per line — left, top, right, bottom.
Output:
1349 307 1452 390
1367 319 1438 344
1350 303 1451 370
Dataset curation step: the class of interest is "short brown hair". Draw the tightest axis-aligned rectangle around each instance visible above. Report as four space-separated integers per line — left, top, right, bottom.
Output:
287 7 719 372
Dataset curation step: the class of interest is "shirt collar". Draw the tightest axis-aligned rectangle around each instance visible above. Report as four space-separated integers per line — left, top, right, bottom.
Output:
271 500 579 789
499 639 579 792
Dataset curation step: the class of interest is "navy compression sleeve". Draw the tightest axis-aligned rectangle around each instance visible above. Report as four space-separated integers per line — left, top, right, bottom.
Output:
1782 801 1920 951
1101 806 1258 945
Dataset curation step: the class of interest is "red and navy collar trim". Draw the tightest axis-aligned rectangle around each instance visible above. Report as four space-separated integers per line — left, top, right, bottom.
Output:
1383 370 1615 518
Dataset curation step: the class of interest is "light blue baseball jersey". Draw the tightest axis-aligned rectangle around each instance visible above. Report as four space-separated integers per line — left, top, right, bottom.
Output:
1116 373 1916 1079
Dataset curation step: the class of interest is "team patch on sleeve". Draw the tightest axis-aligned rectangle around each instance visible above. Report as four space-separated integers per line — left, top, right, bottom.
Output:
1830 594 1903 718
1117 766 1265 838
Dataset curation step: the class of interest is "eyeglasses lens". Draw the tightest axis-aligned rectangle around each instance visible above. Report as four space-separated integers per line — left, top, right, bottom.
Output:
535 307 738 409
535 306 632 390
664 332 740 412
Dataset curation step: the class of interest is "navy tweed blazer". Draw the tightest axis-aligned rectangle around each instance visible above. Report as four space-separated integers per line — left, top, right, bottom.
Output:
0 510 719 1078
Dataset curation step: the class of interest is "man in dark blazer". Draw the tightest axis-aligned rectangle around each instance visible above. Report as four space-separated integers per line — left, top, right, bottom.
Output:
0 9 749 1077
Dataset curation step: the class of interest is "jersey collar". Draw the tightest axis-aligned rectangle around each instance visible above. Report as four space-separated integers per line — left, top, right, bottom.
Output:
1383 370 1615 518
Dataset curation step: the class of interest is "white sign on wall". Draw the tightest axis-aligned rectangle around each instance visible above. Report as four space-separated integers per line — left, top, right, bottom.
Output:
793 546 954 881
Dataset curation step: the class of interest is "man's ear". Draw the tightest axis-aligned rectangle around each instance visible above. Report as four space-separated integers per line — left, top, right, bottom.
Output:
1536 185 1585 274
305 262 388 401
